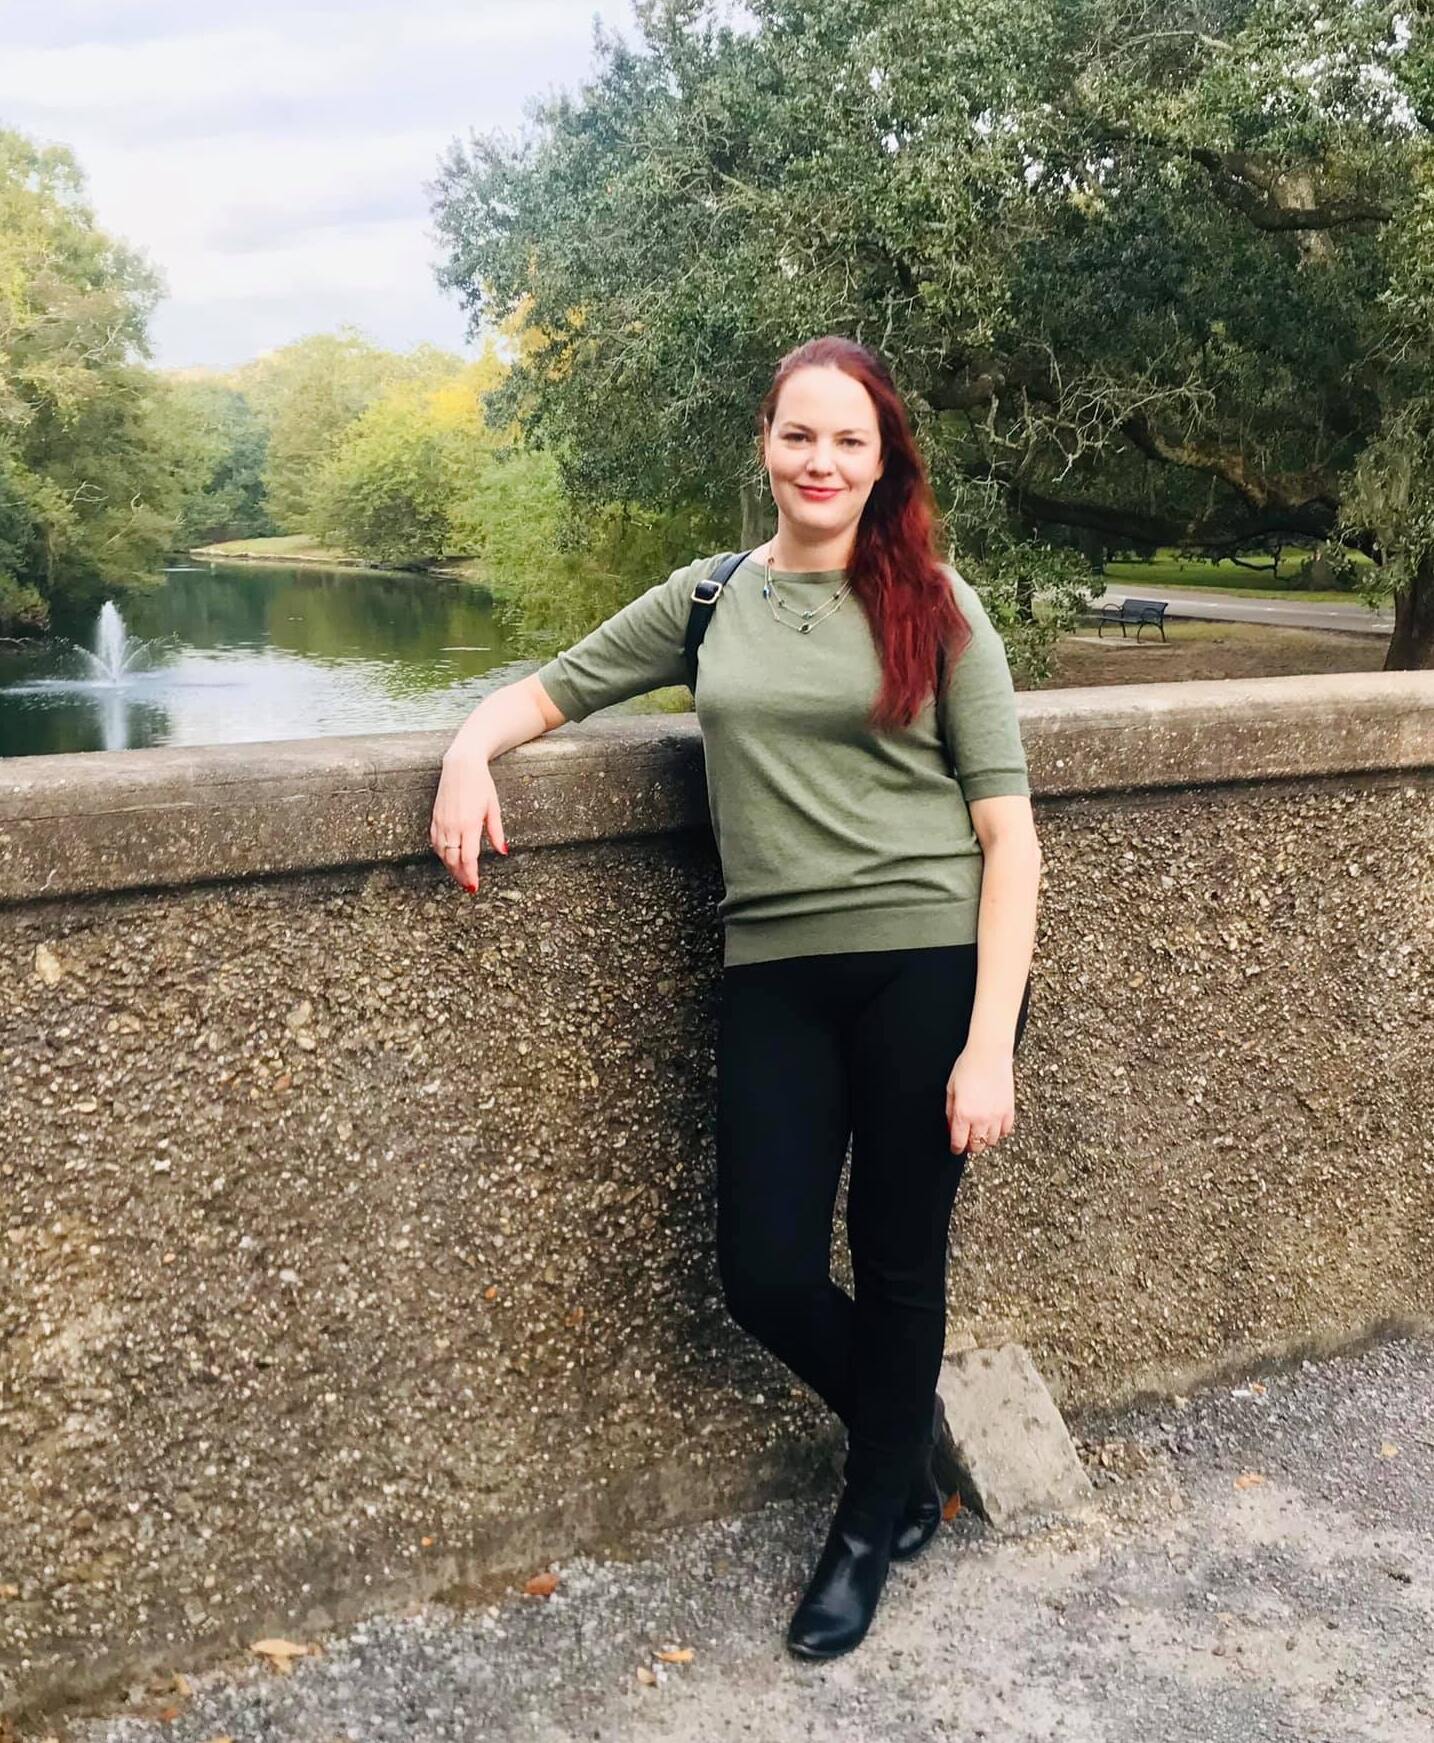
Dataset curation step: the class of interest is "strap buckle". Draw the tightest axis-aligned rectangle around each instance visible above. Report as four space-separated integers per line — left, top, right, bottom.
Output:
690 576 725 603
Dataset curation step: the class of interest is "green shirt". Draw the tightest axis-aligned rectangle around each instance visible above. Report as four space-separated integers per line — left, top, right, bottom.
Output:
534 551 1030 967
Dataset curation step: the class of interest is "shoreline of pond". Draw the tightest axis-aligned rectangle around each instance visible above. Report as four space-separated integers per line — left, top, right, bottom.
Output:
0 551 493 653
188 542 486 587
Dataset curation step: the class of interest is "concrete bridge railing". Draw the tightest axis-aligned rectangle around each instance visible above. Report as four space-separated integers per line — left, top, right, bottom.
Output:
2 669 1432 1718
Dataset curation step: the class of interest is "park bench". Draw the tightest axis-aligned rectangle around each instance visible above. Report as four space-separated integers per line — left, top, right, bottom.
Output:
1094 596 1170 643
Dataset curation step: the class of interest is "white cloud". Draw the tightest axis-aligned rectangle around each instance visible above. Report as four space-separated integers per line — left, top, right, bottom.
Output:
3 2 634 367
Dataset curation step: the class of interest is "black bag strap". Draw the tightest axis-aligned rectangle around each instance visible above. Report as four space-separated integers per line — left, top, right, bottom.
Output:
683 549 751 694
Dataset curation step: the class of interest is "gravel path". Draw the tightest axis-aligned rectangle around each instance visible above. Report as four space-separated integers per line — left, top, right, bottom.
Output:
65 1330 1434 1743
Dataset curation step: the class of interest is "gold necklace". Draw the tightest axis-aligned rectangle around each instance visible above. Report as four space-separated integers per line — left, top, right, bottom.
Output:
762 551 853 634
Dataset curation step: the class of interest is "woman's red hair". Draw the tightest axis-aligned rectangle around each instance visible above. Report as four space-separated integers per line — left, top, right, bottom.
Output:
758 335 971 733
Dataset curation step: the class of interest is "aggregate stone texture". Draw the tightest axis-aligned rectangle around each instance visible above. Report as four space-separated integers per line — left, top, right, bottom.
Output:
939 1345 1094 1528
54 1330 1434 1743
2 753 1432 1713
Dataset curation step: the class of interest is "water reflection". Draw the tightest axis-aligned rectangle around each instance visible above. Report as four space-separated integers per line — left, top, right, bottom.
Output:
0 561 531 759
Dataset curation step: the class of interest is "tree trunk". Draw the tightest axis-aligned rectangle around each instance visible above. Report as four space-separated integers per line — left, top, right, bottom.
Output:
1075 524 1105 573
1383 555 1434 670
740 479 768 549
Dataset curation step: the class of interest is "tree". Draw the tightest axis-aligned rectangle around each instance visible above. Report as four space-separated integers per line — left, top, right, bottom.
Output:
0 128 184 631
165 378 275 546
433 0 1434 667
310 348 504 565
458 445 736 651
235 331 459 533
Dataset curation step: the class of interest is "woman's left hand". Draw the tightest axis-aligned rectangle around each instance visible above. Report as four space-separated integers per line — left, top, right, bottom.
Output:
946 1042 1016 1157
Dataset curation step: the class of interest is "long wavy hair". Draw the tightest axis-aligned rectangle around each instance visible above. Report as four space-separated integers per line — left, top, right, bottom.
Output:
757 335 970 733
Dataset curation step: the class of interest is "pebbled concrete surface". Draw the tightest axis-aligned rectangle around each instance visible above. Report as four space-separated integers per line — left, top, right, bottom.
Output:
57 1330 1434 1743
6 679 1434 1703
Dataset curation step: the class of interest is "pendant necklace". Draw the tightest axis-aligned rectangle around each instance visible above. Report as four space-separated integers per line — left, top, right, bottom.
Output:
762 550 853 634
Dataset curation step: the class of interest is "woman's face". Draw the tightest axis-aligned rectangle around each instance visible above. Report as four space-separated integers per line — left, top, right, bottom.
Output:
763 365 884 545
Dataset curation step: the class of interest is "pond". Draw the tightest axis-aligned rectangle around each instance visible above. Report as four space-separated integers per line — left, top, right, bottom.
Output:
0 560 537 759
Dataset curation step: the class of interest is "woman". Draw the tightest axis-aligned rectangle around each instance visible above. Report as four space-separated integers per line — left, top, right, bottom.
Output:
431 335 1040 1661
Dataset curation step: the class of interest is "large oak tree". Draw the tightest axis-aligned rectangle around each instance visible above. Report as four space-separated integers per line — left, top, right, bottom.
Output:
433 0 1434 666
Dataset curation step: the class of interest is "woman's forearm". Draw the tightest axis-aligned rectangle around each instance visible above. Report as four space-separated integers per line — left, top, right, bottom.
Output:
966 837 1041 1056
444 674 564 764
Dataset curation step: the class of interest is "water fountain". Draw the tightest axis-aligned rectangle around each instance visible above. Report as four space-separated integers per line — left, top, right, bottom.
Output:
74 600 165 683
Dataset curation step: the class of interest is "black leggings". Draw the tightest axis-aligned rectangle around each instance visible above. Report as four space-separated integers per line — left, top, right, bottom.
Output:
715 943 1032 1518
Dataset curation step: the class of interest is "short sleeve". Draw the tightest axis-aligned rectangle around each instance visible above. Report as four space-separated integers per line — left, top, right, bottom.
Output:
532 558 707 723
938 565 1030 800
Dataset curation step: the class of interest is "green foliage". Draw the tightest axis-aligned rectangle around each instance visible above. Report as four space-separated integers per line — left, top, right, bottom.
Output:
310 351 507 566
1290 543 1360 592
433 0 1434 663
234 330 464 533
1338 150 1434 627
0 127 186 631
311 387 457 565
461 446 737 655
165 379 274 546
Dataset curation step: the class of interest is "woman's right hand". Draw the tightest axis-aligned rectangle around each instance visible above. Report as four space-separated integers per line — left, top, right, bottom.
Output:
430 752 508 893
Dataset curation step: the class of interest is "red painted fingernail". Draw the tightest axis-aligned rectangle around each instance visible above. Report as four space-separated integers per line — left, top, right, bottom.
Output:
499 842 510 855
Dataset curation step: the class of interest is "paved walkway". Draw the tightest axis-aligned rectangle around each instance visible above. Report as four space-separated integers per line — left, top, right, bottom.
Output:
73 1332 1433 1743
1082 585 1395 637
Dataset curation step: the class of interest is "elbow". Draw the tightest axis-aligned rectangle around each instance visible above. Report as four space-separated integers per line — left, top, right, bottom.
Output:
969 794 1041 863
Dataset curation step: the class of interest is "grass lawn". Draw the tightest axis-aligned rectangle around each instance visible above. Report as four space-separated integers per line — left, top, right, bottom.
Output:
1101 547 1379 606
192 534 345 560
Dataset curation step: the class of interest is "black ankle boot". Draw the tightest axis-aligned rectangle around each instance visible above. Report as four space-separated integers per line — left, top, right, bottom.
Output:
785 1487 896 1660
889 1392 958 1563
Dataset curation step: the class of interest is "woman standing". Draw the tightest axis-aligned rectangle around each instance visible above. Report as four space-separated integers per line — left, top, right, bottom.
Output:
432 336 1040 1661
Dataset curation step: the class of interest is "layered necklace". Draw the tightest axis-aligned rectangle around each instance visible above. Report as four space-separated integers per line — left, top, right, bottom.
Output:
761 548 854 635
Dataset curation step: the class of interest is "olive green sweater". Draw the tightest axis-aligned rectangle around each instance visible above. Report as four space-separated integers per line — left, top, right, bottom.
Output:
533 551 1030 967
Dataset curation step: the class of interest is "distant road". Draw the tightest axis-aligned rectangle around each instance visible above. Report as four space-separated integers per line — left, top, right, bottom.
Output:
1078 583 1394 637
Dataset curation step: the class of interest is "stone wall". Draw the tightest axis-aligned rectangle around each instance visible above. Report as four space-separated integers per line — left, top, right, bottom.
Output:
2 672 1432 1718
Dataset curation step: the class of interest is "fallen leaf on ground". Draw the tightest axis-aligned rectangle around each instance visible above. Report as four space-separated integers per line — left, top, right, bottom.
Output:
1378 1442 1399 1458
250 1638 315 1671
656 1646 694 1663
942 1493 963 1521
1233 1472 1265 1489
636 1665 657 1685
524 1570 560 1597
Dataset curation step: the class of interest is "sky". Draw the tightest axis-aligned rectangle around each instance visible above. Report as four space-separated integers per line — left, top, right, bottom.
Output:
1 0 635 372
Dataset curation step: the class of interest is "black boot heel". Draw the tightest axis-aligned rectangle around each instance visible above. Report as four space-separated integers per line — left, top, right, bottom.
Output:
785 1488 896 1660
